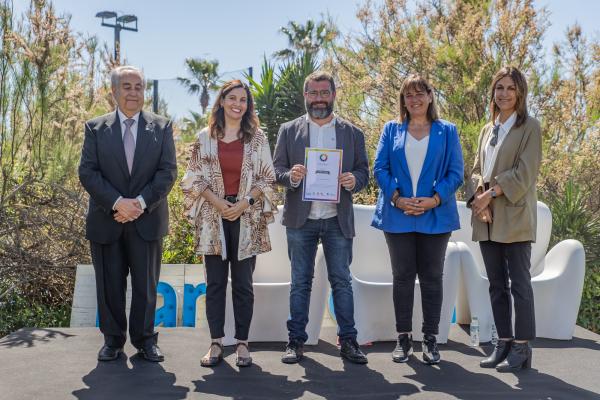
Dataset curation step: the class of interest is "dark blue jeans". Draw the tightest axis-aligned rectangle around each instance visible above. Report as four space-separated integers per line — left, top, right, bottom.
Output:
286 217 357 343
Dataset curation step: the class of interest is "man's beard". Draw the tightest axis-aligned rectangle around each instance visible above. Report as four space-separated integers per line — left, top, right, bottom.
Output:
306 100 334 120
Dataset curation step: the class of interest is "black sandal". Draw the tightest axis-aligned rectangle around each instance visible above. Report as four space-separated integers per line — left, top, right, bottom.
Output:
200 342 224 367
234 342 252 367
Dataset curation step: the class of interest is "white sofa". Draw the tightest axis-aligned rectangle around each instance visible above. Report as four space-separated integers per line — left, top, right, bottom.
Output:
453 201 586 340
223 207 328 345
346 205 462 344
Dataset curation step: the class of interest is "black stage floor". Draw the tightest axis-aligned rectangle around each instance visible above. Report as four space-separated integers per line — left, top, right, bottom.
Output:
1 325 599 399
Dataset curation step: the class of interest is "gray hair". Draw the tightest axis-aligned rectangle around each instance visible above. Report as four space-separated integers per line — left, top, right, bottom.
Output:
110 66 145 89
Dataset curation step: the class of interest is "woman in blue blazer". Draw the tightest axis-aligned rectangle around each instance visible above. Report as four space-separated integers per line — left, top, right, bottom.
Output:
372 74 464 365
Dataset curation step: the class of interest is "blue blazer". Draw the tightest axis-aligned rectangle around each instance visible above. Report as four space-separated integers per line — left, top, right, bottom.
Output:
371 119 464 234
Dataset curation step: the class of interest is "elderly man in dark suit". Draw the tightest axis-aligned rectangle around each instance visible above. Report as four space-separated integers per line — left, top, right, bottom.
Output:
79 66 177 362
274 71 370 364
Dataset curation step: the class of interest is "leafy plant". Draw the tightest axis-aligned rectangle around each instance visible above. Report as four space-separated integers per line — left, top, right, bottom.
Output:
274 19 337 61
177 58 220 114
544 180 600 332
246 52 319 148
0 278 71 337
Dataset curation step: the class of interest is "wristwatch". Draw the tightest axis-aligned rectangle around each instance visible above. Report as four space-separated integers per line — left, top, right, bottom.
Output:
244 195 255 206
490 189 497 198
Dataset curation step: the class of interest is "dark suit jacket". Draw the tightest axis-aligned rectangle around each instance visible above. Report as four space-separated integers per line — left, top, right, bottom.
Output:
273 115 369 238
79 110 177 244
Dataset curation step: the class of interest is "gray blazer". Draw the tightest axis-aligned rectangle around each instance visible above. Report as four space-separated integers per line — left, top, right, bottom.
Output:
273 115 369 238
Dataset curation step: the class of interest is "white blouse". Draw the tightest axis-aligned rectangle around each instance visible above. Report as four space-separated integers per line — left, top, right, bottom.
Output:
483 112 516 183
405 132 430 197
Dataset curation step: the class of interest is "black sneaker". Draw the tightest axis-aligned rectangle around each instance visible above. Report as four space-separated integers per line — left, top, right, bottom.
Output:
340 338 368 364
281 339 304 364
392 333 413 363
422 334 440 364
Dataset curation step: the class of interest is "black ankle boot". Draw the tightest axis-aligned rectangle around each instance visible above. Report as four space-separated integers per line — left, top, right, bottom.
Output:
480 340 512 368
496 342 532 372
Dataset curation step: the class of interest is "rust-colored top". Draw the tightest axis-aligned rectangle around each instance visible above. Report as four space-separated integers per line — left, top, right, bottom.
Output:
218 139 244 196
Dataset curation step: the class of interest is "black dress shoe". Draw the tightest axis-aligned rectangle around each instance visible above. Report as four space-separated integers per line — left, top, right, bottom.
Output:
392 333 413 363
422 334 440 365
137 344 165 362
98 345 123 361
281 339 304 364
340 338 368 364
496 342 532 372
480 340 512 368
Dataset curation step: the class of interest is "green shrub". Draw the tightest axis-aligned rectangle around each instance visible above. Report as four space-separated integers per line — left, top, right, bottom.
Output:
544 180 600 333
0 279 71 338
161 145 199 265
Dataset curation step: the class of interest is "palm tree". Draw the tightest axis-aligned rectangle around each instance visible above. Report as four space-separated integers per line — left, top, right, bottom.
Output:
177 58 219 114
274 19 337 61
179 110 208 141
246 53 319 149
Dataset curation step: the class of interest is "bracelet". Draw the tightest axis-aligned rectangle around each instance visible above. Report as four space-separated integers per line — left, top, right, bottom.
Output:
433 193 441 207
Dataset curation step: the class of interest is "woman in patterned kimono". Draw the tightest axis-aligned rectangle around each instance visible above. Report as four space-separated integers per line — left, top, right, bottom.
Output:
181 80 276 368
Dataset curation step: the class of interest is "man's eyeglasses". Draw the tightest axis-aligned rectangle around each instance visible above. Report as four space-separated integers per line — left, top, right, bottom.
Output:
306 90 332 98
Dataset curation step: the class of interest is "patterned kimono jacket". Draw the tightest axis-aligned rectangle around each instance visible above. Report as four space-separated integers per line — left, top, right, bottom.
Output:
181 128 276 260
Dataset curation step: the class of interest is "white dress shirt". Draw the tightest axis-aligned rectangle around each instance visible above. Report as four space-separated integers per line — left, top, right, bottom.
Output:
118 108 140 145
112 108 147 210
405 132 430 197
483 112 516 183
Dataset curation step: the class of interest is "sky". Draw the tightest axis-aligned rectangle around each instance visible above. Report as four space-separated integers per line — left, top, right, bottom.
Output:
11 0 600 119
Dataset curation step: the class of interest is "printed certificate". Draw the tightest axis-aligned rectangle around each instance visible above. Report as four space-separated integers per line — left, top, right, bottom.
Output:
302 148 343 202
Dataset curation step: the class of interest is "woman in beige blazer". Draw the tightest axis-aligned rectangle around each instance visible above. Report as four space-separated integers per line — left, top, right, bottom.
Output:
468 66 542 372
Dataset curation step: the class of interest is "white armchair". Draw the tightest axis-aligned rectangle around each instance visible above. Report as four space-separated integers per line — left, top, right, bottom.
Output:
532 239 585 339
454 201 586 340
223 207 328 345
348 205 462 344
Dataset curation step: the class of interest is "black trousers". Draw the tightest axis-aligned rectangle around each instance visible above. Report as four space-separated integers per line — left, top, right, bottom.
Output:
384 232 451 335
480 240 536 340
90 222 162 349
204 218 255 341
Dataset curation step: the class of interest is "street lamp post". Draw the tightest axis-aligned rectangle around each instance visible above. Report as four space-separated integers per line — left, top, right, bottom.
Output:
95 11 138 64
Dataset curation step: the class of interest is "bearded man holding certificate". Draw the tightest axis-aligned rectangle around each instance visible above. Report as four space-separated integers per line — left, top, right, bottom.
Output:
273 71 369 365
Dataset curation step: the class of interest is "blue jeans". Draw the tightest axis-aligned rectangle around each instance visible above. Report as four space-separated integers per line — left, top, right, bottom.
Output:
286 217 357 342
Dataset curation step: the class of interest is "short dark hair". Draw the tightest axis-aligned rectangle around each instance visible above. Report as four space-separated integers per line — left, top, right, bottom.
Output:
303 71 336 93
398 74 439 123
489 66 529 127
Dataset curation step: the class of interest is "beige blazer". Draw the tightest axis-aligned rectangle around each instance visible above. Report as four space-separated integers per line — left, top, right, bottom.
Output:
468 116 542 243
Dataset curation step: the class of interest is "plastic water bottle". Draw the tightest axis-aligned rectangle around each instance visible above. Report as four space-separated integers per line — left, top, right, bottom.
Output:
470 317 480 347
491 323 499 345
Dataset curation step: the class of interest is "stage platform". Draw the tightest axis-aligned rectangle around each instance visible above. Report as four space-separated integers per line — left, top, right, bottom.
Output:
1 325 599 399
